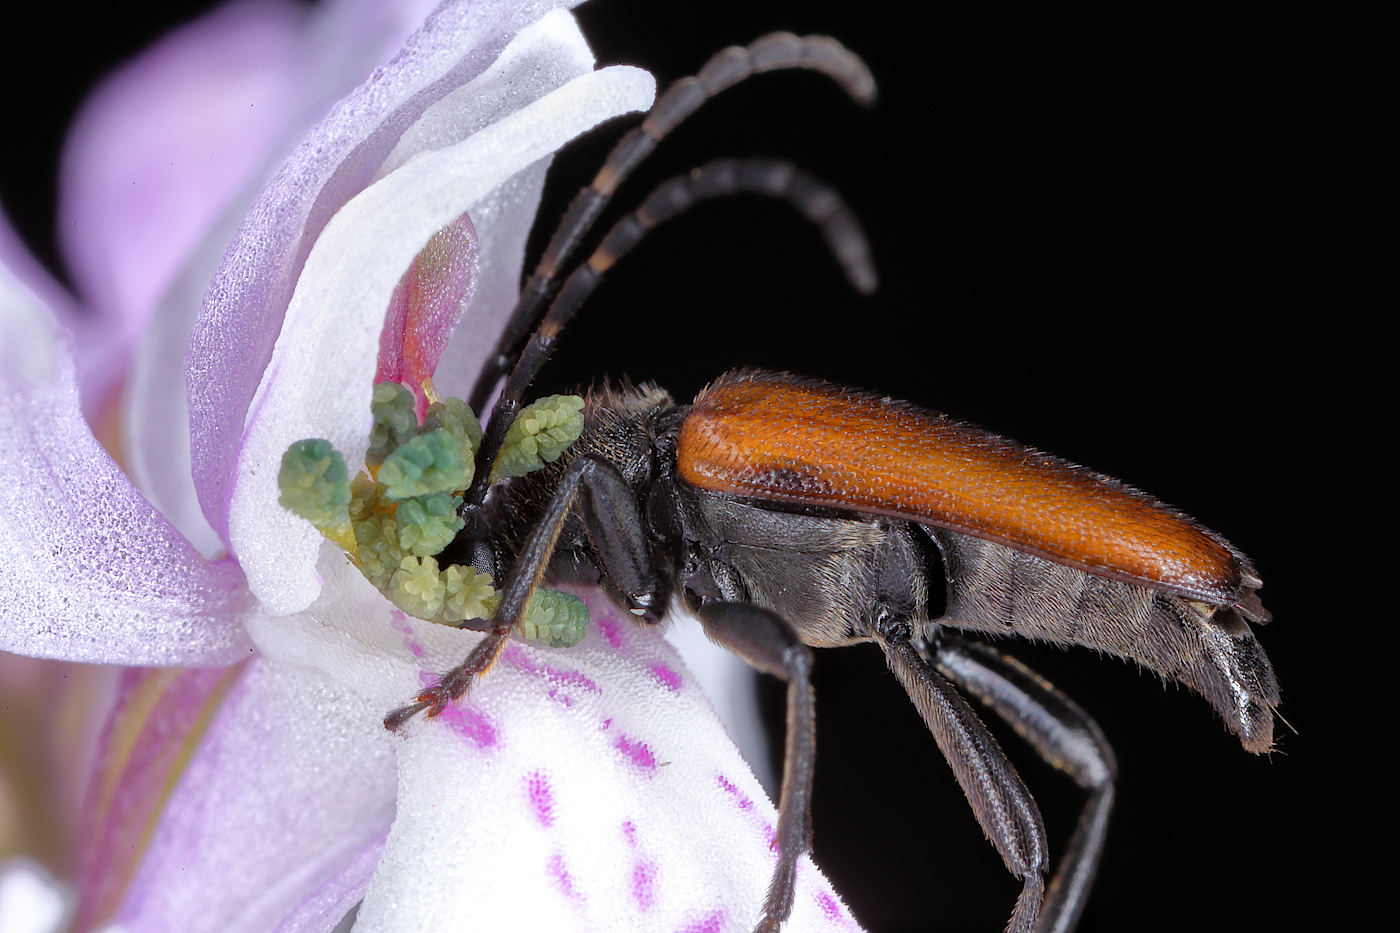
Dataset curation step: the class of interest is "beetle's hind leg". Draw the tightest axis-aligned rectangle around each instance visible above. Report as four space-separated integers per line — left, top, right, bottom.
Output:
880 636 1048 933
695 602 815 933
931 639 1116 933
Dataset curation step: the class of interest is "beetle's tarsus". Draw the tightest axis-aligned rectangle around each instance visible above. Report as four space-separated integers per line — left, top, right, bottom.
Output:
383 698 432 732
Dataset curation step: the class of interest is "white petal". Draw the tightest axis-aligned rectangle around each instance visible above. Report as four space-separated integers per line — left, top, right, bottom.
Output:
354 591 863 932
240 550 861 932
665 618 777 796
0 859 73 933
229 64 655 615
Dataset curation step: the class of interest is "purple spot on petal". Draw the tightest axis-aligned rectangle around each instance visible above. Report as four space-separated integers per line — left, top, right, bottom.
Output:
716 774 755 812
632 860 657 910
676 909 726 933
504 645 601 696
622 820 638 847
614 735 657 774
548 852 582 902
390 611 426 657
527 770 555 828
649 662 682 692
438 703 497 748
816 889 862 929
597 615 624 648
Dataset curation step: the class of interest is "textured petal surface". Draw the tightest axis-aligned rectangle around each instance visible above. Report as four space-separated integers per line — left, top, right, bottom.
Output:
58 0 309 412
236 553 859 932
269 834 385 933
360 591 862 933
664 621 775 796
187 0 586 544
0 258 252 666
110 658 397 933
228 62 655 615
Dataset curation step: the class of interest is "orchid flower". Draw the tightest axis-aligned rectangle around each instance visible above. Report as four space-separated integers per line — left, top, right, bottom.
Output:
0 1 866 931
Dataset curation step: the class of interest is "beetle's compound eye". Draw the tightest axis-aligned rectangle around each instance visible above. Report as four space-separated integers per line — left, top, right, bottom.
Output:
277 382 589 646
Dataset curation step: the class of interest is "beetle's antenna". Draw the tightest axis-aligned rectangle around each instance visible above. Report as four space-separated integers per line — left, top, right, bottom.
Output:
466 32 876 414
464 157 875 507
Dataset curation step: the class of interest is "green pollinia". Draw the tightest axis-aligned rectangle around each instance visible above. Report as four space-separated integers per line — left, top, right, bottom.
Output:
278 382 589 648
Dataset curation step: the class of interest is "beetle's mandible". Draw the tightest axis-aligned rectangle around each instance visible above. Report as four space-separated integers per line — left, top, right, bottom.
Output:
383 32 1279 933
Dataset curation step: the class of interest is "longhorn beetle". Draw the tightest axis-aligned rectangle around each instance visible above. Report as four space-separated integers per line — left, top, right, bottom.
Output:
384 33 1279 933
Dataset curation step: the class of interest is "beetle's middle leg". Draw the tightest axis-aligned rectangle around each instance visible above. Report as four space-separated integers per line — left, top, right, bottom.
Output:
384 456 663 731
695 601 815 933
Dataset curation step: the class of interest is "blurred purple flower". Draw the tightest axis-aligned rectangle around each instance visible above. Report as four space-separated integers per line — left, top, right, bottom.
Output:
0 1 865 931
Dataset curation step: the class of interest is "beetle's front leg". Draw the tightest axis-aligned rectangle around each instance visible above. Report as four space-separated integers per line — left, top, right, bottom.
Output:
931 638 1116 933
880 636 1048 933
696 601 815 933
385 456 663 731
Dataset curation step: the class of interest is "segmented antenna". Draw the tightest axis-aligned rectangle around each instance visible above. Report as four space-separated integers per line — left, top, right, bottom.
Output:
464 157 875 507
466 32 876 413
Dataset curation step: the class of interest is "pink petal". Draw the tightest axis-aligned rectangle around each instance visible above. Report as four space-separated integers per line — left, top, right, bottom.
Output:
187 0 587 546
0 259 253 666
58 0 311 413
269 833 386 933
376 211 479 416
76 665 248 932
108 658 397 933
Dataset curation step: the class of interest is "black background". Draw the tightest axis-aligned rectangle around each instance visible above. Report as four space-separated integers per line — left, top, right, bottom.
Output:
1 2 1368 931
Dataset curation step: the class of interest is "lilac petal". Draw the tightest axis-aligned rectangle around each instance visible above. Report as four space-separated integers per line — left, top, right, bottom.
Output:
0 261 253 666
429 159 550 402
110 657 397 933
0 214 82 353
269 833 385 933
57 0 311 413
187 0 589 545
356 590 864 932
228 62 654 615
76 665 247 932
121 0 454 558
